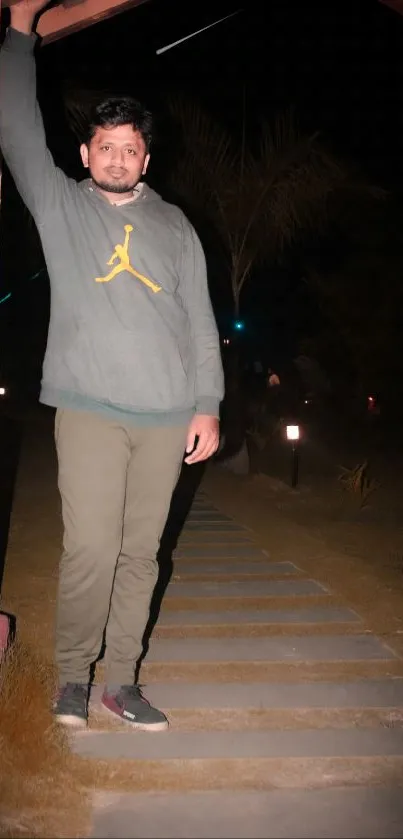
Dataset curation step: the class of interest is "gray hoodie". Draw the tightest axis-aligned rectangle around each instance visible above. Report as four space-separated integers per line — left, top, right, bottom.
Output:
0 28 224 426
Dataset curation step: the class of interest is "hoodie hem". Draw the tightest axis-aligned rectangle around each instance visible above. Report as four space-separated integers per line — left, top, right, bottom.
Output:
40 386 195 428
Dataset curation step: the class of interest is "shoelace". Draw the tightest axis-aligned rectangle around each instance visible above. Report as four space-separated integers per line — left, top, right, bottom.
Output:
62 683 87 699
120 684 150 706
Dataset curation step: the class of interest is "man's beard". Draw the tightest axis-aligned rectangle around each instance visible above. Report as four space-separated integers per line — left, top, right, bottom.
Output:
90 172 139 195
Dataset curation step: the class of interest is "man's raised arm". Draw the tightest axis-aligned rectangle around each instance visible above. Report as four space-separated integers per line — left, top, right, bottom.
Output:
0 0 65 219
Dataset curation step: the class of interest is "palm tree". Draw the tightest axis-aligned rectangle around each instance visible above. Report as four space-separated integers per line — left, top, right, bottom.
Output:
166 99 351 321
63 85 104 145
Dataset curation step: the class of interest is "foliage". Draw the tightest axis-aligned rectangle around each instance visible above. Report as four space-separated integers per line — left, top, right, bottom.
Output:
338 461 380 507
63 85 105 145
167 98 352 316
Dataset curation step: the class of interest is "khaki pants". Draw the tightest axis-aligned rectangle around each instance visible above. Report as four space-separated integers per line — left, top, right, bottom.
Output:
54 409 187 686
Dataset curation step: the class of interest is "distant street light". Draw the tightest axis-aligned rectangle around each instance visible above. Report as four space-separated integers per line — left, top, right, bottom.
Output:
286 424 300 488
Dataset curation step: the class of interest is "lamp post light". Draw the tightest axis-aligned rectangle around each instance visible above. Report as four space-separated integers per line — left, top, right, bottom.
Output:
286 424 300 488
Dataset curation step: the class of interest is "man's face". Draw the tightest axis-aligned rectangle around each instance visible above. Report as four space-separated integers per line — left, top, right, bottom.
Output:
80 124 150 199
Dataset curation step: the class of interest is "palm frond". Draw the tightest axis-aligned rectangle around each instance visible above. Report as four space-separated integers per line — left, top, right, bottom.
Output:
168 99 352 295
64 85 105 144
167 97 244 254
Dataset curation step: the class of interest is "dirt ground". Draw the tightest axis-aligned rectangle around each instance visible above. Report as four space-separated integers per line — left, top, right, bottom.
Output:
0 404 403 837
250 414 403 585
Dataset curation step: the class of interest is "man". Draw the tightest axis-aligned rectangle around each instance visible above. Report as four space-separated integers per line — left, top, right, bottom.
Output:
0 0 224 731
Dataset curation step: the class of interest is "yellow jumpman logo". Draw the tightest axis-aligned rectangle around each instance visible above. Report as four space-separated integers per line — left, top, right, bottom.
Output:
95 224 162 293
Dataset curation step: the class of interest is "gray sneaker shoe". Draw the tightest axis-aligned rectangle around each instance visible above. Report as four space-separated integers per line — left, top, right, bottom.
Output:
102 684 168 731
53 682 88 729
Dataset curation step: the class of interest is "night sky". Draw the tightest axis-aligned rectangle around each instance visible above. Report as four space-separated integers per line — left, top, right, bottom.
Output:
1 0 403 386
34 0 403 185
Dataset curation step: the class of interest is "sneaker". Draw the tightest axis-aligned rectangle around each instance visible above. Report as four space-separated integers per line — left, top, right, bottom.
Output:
53 682 88 729
102 684 169 731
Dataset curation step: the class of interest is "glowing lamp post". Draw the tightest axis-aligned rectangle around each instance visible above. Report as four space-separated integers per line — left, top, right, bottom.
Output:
286 424 300 488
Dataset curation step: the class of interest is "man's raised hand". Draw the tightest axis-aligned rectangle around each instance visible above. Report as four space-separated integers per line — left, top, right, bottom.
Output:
10 0 51 33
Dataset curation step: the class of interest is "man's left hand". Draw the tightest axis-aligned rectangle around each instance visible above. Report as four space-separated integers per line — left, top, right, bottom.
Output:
184 414 220 465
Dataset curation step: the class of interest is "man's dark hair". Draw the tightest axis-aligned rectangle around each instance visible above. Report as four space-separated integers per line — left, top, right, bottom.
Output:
87 96 153 152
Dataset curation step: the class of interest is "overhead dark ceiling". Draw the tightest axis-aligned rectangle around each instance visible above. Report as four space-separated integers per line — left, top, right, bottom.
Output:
1 0 150 44
378 0 403 16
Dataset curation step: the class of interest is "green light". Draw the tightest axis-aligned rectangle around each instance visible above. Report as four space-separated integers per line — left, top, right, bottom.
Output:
0 269 44 306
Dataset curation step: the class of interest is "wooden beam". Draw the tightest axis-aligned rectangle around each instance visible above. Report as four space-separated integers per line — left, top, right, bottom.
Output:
2 0 150 44
39 0 149 44
378 0 403 16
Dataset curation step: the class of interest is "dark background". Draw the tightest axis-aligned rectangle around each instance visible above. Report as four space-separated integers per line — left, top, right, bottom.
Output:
1 0 403 395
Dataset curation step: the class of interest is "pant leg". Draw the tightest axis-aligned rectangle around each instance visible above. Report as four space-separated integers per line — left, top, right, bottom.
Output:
104 424 187 686
54 409 130 685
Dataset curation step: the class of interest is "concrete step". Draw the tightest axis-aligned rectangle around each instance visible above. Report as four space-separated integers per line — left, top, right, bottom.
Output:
174 545 269 558
188 509 220 515
187 513 233 522
171 561 301 577
164 579 329 598
86 680 403 732
87 705 403 736
154 624 368 640
87 702 403 735
139 659 403 683
159 594 343 612
178 533 254 544
90 787 403 838
75 751 403 794
183 523 247 531
157 607 362 627
89 679 403 710
73 727 403 761
154 605 363 636
144 635 396 663
187 498 212 502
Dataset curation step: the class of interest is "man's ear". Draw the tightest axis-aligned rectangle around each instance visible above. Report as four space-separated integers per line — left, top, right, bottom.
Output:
142 153 150 175
80 143 89 168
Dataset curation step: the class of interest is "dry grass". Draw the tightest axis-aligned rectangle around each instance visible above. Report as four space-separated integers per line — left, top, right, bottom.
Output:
338 461 380 508
0 641 92 838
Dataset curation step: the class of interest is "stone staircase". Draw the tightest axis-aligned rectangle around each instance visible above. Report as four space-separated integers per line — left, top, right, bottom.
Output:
73 492 403 838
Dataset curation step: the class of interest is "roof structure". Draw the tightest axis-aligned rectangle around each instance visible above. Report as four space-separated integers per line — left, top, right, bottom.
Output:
378 0 403 15
2 0 150 45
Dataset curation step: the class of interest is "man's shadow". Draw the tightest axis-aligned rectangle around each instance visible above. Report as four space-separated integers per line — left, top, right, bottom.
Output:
135 460 206 680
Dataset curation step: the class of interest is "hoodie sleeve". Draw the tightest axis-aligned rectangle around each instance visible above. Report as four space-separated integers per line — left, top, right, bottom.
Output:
179 217 224 417
0 27 66 220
